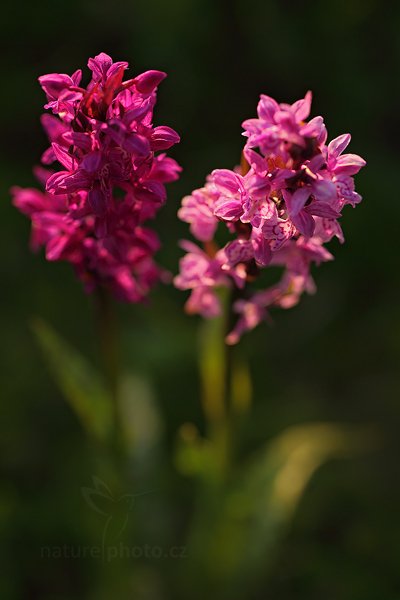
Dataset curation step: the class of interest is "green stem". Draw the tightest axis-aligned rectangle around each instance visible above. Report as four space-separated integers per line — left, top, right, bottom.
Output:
224 284 241 406
198 286 236 478
94 287 123 457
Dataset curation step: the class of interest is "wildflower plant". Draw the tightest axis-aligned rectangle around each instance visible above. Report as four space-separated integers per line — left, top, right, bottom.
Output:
12 52 181 302
11 52 181 459
10 54 370 600
175 91 365 343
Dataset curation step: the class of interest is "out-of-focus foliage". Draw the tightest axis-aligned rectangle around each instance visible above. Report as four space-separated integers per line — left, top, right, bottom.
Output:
176 421 373 599
32 319 112 442
1 0 400 598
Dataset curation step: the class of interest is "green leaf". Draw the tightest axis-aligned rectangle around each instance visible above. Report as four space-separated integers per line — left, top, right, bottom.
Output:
187 422 373 597
31 318 112 441
228 423 370 575
119 373 162 455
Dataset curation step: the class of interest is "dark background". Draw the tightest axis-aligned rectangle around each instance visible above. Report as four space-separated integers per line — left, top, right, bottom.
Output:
1 1 400 598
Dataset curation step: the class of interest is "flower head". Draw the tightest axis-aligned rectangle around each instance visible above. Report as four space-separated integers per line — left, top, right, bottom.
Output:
13 52 181 300
175 91 365 343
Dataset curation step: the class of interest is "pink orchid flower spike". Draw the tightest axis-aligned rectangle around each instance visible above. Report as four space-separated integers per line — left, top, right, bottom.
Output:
175 90 365 343
12 52 181 302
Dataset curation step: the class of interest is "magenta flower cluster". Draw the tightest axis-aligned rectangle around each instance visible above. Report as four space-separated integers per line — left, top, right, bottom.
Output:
175 91 365 343
12 53 181 302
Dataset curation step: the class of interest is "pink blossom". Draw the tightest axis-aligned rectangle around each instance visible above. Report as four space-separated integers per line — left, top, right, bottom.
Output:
12 172 162 302
178 182 219 242
242 91 327 159
176 91 365 343
174 241 247 318
13 53 181 301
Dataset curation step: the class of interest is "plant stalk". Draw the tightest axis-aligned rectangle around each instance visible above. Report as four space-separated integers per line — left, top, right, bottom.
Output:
94 287 123 457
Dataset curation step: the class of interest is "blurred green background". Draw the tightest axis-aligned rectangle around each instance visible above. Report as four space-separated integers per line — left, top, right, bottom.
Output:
1 0 400 598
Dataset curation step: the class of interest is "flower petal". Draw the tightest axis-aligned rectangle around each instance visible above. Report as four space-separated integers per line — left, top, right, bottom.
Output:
328 134 351 158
